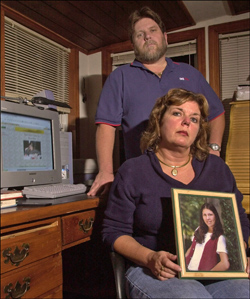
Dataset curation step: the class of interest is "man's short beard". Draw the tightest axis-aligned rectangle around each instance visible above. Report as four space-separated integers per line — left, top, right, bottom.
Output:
134 39 167 64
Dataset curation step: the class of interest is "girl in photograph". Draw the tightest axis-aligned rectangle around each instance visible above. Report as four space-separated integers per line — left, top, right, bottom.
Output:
185 202 230 271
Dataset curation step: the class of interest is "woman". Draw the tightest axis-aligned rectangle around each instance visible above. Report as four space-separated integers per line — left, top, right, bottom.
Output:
185 202 230 271
102 88 249 298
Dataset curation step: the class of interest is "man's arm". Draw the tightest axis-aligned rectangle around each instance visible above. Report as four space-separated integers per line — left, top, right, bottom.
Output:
87 124 116 196
209 113 225 156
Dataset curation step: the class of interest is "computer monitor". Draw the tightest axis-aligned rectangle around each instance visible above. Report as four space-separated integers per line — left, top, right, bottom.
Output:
1 100 62 189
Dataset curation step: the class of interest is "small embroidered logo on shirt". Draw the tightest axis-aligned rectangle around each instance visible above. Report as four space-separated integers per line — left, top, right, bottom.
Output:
179 77 189 81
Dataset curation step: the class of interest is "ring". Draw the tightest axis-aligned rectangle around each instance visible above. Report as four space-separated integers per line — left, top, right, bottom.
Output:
161 265 164 271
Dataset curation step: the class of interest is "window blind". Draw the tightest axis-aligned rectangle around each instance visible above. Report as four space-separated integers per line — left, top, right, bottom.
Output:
4 17 70 104
111 40 197 67
167 40 196 58
219 32 250 100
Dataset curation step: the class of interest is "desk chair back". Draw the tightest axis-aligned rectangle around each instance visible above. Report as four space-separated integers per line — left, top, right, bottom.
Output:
110 251 127 299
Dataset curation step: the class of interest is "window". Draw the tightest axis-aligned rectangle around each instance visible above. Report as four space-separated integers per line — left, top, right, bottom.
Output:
219 31 249 100
4 17 70 104
209 19 249 98
111 40 197 70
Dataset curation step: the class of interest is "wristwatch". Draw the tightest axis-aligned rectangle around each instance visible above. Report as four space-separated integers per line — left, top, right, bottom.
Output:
209 143 221 152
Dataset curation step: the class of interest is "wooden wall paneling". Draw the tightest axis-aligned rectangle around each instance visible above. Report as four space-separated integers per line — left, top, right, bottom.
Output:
227 1 250 15
68 48 80 159
1 6 5 97
2 1 249 53
209 19 250 98
43 0 116 48
160 0 195 29
101 40 133 85
1 2 83 51
69 1 128 43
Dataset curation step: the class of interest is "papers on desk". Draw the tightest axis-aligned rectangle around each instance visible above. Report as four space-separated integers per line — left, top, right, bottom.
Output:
0 190 23 209
236 85 249 101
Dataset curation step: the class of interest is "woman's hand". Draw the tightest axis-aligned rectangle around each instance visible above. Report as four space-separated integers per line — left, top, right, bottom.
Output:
147 251 182 281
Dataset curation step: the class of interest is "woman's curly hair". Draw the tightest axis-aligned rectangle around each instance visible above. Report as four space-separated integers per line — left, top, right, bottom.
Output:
140 88 210 161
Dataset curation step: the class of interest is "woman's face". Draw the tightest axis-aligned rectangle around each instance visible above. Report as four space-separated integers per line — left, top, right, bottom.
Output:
159 101 201 150
202 208 216 232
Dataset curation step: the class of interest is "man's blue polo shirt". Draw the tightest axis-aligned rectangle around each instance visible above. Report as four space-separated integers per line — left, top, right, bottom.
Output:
95 58 224 160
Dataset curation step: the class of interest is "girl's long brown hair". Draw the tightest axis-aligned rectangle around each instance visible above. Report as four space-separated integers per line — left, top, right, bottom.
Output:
195 202 224 244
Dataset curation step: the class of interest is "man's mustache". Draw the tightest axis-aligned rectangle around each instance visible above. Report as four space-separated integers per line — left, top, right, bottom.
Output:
144 40 157 47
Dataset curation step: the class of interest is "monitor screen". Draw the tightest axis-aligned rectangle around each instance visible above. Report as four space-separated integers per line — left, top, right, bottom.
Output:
1 101 62 189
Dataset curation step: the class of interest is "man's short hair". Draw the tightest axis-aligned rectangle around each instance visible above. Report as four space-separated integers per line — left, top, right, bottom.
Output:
128 6 166 43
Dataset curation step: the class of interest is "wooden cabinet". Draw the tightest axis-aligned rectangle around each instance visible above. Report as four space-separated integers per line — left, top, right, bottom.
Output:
1 253 62 299
1 218 62 298
1 218 61 274
62 210 95 249
0 195 99 298
225 100 250 214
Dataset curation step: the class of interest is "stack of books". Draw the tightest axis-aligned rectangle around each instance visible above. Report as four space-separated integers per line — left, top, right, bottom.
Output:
0 190 23 209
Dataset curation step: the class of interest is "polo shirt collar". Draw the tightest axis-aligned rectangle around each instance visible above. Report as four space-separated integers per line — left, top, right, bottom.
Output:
130 57 175 73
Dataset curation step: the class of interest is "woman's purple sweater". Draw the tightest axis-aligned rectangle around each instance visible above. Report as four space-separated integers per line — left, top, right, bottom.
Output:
102 151 249 254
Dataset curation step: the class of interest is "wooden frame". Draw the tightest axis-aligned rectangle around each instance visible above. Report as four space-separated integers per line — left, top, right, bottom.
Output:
171 188 248 279
209 19 250 98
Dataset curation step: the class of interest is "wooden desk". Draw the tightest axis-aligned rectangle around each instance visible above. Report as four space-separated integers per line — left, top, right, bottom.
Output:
0 195 99 299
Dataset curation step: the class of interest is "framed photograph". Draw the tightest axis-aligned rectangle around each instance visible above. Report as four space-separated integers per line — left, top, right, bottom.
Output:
171 188 248 279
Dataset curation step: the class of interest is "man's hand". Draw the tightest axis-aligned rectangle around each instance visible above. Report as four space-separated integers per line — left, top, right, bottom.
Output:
87 171 114 196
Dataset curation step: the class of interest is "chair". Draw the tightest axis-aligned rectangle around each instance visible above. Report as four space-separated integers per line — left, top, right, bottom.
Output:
110 251 127 299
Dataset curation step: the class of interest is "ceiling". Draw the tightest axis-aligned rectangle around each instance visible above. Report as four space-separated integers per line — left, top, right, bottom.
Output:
2 1 250 53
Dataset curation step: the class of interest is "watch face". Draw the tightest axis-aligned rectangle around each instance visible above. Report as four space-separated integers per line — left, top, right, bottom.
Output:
210 144 221 151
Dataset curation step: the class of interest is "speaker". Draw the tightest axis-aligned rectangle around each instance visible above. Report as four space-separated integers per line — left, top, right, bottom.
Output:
60 131 73 184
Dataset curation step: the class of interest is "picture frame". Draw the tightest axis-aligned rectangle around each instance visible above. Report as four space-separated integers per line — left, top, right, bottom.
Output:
171 188 248 279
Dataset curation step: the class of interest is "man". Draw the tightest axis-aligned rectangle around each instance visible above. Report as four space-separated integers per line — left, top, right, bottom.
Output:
88 7 225 196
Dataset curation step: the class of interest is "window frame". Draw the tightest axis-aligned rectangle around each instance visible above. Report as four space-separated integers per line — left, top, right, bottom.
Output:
0 4 80 158
209 19 250 99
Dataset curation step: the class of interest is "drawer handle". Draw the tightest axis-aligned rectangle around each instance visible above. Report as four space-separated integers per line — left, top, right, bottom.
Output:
79 217 94 233
3 243 30 266
4 277 30 299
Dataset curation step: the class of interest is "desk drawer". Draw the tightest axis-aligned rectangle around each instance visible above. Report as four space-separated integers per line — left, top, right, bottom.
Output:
1 218 61 274
1 253 62 299
62 210 95 245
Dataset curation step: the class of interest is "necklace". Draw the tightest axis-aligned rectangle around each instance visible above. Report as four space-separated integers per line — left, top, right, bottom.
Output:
154 62 167 78
157 155 191 176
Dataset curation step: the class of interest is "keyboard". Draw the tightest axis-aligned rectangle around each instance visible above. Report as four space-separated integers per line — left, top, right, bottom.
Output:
22 183 87 198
